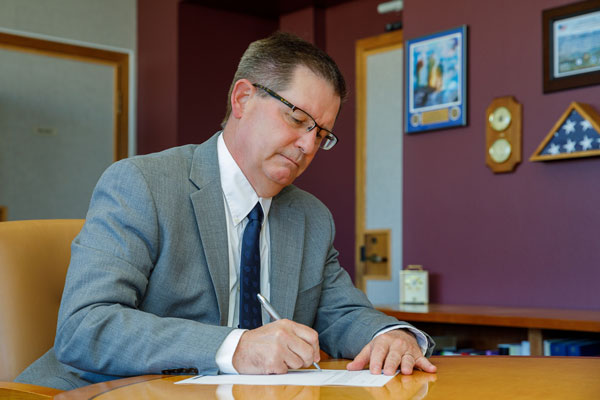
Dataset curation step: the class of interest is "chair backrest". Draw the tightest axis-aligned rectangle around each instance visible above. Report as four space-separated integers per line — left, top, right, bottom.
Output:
0 219 84 381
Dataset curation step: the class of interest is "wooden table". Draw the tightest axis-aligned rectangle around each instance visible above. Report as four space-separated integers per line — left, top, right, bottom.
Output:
0 382 61 399
378 304 600 355
46 357 599 399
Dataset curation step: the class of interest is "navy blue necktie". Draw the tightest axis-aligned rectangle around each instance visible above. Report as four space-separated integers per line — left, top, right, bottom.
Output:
239 203 263 329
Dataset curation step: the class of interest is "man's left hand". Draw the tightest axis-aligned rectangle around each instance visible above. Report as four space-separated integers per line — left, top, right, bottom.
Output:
346 329 437 375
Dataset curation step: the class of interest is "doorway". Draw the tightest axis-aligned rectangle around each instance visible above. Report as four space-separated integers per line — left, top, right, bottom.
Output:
355 30 403 304
0 32 129 220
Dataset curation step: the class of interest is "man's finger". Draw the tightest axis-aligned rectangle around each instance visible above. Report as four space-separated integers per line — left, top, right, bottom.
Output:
382 349 402 376
282 347 307 370
400 353 416 375
288 321 321 362
285 330 319 367
415 355 437 373
346 343 371 371
368 340 390 375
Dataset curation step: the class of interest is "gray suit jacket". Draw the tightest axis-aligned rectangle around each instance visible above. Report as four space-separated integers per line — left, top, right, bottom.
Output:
16 134 434 390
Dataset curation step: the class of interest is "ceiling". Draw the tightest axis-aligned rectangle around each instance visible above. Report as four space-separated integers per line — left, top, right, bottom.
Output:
187 0 356 20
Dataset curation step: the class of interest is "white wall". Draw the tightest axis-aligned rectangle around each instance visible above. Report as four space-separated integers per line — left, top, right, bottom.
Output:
0 0 136 50
0 0 136 220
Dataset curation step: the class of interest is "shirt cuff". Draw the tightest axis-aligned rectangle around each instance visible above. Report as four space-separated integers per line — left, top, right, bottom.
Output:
215 329 247 374
373 324 429 356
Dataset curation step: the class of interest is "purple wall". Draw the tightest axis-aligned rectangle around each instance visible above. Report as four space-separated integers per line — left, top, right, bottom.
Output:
279 6 326 48
137 0 179 154
178 4 277 146
138 1 277 151
403 0 600 309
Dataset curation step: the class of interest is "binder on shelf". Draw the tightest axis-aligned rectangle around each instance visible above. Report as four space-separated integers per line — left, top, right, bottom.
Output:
520 340 530 356
567 340 600 356
498 343 523 355
550 339 581 356
543 339 566 356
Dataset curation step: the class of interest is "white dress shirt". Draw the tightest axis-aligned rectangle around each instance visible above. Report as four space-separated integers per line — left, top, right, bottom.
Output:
214 134 272 374
213 134 427 374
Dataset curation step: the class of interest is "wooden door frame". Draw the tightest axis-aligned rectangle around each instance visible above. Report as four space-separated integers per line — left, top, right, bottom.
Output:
355 30 403 291
0 32 129 161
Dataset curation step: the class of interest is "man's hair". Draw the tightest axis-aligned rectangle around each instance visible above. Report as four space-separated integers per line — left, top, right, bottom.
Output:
221 31 347 128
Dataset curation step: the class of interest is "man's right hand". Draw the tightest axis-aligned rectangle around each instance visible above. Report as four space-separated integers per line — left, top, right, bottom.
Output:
232 319 320 374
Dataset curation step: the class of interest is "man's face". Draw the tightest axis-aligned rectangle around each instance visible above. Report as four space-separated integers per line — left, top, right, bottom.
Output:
231 66 341 197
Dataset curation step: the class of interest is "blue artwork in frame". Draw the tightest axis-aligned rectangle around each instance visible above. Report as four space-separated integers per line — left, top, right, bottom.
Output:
405 25 467 133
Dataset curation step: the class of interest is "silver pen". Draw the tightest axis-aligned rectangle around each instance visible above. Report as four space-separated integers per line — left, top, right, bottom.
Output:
256 293 322 371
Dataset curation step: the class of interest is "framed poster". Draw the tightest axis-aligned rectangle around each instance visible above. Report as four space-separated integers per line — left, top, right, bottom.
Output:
405 25 467 134
543 0 600 93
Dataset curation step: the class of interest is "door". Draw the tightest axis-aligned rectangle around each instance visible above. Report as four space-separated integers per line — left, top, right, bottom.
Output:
355 30 403 304
0 32 129 220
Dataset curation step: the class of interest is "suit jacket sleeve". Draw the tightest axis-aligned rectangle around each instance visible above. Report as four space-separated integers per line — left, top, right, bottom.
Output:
309 209 435 358
54 159 233 378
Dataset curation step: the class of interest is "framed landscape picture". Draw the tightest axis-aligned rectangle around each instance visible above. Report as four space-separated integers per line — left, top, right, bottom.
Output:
543 0 600 93
405 25 467 134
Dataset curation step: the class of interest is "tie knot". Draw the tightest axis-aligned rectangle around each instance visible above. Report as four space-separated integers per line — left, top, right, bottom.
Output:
247 203 263 223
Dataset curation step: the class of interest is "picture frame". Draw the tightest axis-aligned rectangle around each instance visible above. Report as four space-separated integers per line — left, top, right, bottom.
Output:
405 25 467 134
543 0 600 93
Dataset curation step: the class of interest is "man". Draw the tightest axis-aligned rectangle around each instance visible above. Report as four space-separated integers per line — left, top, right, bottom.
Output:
16 32 435 390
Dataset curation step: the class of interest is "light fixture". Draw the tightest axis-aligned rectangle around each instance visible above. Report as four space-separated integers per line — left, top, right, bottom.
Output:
377 0 403 14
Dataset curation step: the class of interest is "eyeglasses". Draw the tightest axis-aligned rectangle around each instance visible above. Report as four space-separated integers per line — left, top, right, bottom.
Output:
253 83 338 150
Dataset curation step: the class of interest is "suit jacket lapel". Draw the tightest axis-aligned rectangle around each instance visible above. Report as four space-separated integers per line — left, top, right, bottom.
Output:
269 189 305 320
189 134 229 326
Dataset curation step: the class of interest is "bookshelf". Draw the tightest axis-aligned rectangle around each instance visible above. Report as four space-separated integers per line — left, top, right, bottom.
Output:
377 304 600 356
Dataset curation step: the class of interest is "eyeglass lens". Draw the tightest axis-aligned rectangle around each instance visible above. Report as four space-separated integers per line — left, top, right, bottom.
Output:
254 83 337 150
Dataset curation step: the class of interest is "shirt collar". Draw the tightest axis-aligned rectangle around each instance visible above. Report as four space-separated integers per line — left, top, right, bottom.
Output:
217 133 272 226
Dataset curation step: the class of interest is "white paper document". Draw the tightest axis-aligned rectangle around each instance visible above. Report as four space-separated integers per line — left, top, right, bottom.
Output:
176 369 397 387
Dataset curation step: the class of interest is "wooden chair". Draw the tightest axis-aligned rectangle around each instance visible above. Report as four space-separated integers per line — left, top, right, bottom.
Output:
0 219 84 394
0 206 6 222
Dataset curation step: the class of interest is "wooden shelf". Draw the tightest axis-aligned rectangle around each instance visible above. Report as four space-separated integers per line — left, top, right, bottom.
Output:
377 304 600 356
